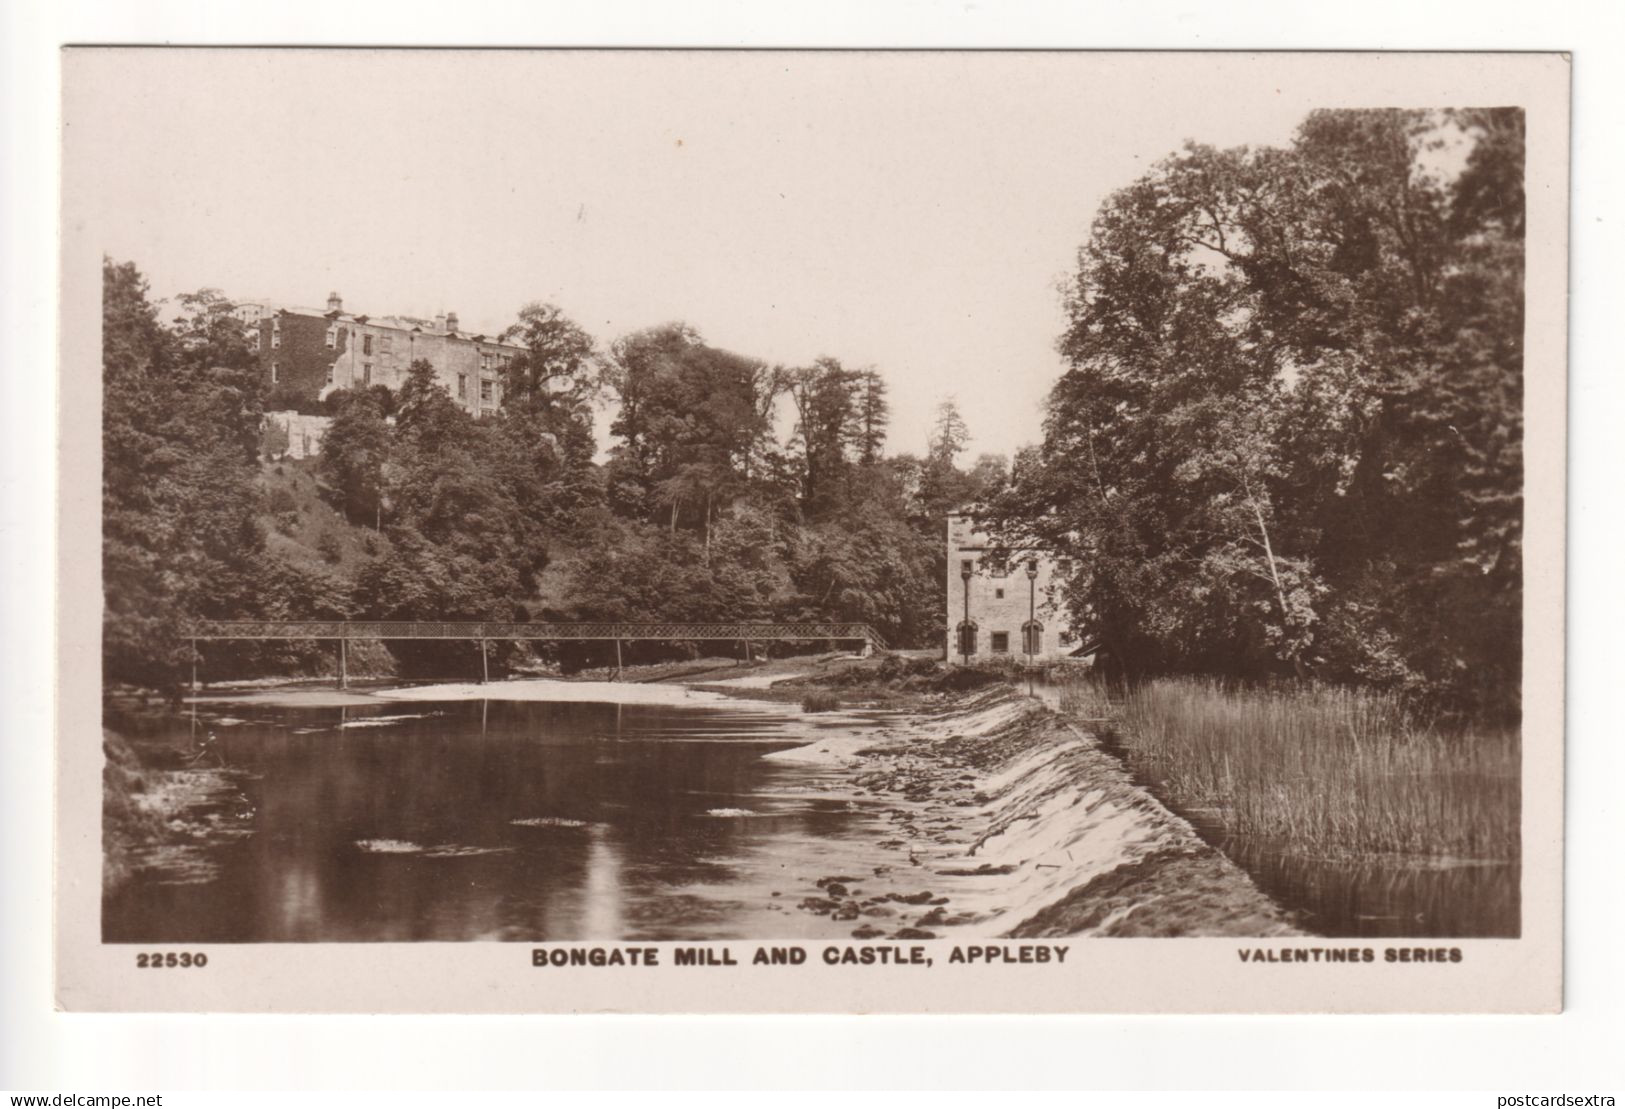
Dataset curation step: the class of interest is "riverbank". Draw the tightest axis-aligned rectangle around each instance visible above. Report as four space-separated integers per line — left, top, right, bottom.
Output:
1094 677 1521 864
1043 674 1521 936
102 728 257 896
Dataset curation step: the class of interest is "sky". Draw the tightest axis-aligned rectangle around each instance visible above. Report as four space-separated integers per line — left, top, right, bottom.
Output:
66 50 1336 458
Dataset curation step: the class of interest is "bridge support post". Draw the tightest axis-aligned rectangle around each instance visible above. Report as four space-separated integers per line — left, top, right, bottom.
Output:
480 639 489 684
614 638 623 681
191 639 198 693
338 638 348 690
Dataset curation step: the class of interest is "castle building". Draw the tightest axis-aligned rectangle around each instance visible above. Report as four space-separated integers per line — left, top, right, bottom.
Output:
256 292 523 417
945 513 1077 664
231 300 280 328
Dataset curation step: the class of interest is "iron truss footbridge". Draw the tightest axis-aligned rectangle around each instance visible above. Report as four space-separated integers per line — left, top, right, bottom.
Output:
186 619 888 688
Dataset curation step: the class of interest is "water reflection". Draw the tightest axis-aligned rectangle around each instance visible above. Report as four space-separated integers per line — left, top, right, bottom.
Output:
104 697 890 944
1206 831 1519 938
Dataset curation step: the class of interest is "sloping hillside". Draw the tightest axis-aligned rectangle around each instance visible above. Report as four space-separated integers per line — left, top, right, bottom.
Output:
257 457 381 577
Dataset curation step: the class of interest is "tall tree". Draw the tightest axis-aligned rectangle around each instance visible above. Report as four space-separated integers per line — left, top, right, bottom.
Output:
601 323 777 529
787 357 862 516
855 368 890 465
318 387 393 528
496 302 602 530
999 108 1525 707
102 262 265 689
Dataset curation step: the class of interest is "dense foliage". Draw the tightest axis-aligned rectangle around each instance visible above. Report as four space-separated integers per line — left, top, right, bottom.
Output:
991 109 1525 712
102 267 266 687
103 272 993 688
105 108 1521 702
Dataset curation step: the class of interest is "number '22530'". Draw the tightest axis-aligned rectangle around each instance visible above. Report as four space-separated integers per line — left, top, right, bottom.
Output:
135 952 207 968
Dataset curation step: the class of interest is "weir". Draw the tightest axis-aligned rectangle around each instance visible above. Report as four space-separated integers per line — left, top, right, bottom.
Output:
185 619 888 690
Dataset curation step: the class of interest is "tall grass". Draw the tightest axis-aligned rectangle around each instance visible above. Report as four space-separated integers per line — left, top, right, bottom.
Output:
1100 678 1520 862
1054 670 1116 719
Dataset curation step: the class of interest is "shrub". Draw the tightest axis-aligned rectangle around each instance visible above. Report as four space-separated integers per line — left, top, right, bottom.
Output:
801 691 841 713
315 530 343 564
265 485 300 535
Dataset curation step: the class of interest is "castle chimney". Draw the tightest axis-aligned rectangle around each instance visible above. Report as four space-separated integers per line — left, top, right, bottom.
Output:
327 291 343 313
435 312 447 332
446 311 459 334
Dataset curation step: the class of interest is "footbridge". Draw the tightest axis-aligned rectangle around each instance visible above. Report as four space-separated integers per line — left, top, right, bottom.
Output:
187 620 888 689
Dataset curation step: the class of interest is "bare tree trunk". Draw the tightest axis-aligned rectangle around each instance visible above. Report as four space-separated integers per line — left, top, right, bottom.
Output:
703 494 713 563
1244 474 1306 678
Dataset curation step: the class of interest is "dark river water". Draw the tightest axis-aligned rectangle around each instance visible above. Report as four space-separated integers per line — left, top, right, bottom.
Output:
106 685 1519 942
105 692 901 943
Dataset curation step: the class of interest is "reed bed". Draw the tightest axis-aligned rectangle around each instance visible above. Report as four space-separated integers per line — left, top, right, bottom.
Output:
1075 677 1519 862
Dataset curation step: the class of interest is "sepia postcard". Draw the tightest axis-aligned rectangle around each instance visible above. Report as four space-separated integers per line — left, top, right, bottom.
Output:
56 48 1568 1013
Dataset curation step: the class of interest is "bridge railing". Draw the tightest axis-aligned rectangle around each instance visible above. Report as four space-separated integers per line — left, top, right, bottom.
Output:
188 620 889 650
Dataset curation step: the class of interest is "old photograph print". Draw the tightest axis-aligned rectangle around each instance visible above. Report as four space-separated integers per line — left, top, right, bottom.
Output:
63 49 1564 1009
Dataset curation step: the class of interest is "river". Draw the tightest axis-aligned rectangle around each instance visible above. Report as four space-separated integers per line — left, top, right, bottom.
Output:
104 679 1517 943
105 686 906 943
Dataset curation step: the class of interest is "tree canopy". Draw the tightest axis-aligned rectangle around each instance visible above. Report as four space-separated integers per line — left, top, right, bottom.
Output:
992 108 1525 711
103 264 998 687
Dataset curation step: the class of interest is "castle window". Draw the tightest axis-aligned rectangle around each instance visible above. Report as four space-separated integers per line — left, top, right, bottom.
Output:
480 379 494 403
363 334 373 355
381 334 392 351
324 326 336 349
250 331 260 351
270 361 279 383
325 365 335 386
362 363 372 385
271 331 280 349
457 373 468 400
990 632 1010 654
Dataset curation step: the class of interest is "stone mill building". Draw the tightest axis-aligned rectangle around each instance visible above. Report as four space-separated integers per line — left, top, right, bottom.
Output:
945 513 1079 664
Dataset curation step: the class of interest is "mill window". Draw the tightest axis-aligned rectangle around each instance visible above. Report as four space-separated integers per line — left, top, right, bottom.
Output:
990 632 1010 654
955 622 977 657
270 361 279 383
1022 621 1044 656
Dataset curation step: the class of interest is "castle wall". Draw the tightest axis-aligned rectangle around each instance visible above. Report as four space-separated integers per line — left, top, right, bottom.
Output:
255 305 519 418
263 411 333 460
258 313 345 408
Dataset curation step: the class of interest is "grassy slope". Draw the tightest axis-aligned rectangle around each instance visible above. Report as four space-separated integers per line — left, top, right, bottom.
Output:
257 457 378 578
